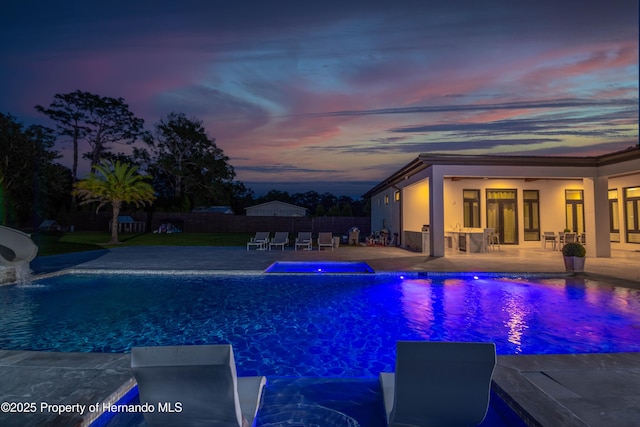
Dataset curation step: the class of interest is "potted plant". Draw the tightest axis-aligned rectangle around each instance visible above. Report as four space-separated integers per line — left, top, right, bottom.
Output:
562 242 586 272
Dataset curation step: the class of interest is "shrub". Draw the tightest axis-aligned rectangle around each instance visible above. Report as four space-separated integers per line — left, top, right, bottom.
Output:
562 242 586 257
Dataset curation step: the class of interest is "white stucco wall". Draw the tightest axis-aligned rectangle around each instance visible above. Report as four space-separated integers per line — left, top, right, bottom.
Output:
370 189 397 234
402 181 430 232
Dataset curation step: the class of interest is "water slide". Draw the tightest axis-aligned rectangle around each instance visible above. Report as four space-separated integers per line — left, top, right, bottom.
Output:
0 225 38 265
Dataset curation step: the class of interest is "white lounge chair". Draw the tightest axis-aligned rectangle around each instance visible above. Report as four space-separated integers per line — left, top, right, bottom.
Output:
317 232 333 251
379 341 496 427
131 344 266 427
294 232 313 250
269 232 289 250
247 232 270 250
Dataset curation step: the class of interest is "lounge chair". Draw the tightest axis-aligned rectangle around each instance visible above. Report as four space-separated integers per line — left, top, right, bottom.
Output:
131 344 266 427
379 341 496 427
269 232 289 250
247 232 270 250
294 232 313 250
317 232 333 251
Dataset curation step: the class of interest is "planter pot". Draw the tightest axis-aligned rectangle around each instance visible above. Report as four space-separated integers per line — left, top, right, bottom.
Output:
563 256 586 272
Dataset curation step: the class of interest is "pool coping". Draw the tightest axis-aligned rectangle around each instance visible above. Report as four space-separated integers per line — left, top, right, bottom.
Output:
493 352 640 426
0 350 136 427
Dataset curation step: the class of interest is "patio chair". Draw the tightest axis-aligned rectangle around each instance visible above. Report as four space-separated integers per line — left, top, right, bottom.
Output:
489 231 500 251
131 344 267 427
247 232 270 250
379 341 496 427
563 233 577 243
317 232 334 251
542 231 557 250
269 232 289 250
294 232 313 250
558 231 569 248
484 228 495 252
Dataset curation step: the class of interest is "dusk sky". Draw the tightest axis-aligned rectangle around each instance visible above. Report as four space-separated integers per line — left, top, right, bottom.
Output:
1 0 638 198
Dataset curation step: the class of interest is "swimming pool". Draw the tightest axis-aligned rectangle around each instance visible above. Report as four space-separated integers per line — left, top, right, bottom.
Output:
1 272 639 377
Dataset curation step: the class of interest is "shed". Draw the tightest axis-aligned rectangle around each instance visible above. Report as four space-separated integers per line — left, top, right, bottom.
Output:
245 201 307 217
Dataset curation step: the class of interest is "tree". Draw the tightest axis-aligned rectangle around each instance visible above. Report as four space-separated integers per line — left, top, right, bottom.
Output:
136 113 235 210
320 192 338 211
0 113 69 226
36 90 146 180
35 92 86 181
73 160 155 244
28 125 73 222
291 191 321 212
256 190 293 205
340 202 353 216
226 181 255 214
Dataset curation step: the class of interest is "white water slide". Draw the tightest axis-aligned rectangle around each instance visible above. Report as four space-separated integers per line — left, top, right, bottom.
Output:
0 225 38 266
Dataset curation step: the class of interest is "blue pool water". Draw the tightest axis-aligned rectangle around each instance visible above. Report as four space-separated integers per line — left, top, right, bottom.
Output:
1 272 640 377
265 261 375 273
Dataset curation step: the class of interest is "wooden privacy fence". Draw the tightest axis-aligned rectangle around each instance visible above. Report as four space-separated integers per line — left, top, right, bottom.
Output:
64 212 371 236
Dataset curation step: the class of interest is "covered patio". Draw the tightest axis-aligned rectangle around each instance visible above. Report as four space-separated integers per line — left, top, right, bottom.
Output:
365 147 640 259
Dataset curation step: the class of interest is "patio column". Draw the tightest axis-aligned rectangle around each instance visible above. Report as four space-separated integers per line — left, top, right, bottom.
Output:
428 166 445 257
584 176 611 257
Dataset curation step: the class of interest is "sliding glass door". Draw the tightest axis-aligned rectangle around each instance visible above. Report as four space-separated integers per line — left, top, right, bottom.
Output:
486 189 518 244
565 190 585 234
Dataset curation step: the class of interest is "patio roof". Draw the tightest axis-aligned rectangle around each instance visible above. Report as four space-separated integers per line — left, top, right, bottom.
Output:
363 146 640 198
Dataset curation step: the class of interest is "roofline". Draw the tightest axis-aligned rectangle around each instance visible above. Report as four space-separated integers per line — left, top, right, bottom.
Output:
362 157 427 198
244 200 308 211
362 146 640 198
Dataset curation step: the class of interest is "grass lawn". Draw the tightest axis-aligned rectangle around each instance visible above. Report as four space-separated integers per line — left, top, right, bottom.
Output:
32 231 254 256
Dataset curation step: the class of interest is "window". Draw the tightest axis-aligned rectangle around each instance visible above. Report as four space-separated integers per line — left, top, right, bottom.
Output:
385 195 389 205
463 190 480 228
565 190 584 233
624 187 640 244
394 190 400 201
609 189 620 242
523 190 540 241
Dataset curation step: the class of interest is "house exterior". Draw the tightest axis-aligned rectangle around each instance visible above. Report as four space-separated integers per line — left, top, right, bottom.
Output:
364 146 640 258
245 201 307 217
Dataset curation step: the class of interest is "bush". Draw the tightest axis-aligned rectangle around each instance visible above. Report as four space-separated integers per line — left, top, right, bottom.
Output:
562 242 586 257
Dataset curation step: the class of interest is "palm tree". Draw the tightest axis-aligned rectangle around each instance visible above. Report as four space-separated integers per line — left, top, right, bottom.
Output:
73 160 155 244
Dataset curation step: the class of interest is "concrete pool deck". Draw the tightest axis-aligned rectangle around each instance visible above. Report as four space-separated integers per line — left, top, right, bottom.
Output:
30 244 640 285
2 244 639 426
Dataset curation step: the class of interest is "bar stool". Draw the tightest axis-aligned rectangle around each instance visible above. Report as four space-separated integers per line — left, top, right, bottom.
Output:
488 231 500 251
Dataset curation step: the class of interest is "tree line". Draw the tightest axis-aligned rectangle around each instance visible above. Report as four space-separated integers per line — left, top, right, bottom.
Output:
0 90 368 228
